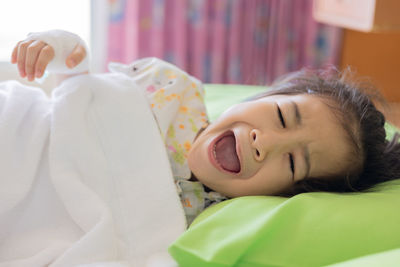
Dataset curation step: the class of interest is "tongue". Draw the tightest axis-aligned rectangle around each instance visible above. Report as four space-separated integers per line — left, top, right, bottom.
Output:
215 135 240 173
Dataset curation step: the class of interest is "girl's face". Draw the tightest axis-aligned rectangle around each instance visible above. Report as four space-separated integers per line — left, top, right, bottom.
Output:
188 94 353 197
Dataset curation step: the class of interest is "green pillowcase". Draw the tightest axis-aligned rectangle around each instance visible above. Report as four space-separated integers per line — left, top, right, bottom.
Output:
169 180 400 267
168 84 400 267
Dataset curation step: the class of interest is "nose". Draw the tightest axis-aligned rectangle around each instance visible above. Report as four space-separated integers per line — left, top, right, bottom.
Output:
250 129 265 162
250 128 290 162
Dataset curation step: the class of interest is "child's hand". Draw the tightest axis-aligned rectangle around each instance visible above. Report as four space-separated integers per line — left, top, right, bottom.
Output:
11 40 86 82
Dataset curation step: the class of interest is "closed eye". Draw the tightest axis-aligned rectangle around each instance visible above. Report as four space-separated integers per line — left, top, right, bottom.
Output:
277 105 286 128
289 153 295 178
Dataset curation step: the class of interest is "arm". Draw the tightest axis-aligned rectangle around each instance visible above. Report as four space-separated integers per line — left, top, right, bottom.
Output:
11 31 88 86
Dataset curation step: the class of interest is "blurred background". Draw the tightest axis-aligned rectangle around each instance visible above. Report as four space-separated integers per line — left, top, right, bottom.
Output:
0 0 399 124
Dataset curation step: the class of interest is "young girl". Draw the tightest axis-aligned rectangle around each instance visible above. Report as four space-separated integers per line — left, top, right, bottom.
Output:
12 30 400 224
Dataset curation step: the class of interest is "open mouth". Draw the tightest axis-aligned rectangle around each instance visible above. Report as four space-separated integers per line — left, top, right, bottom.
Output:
211 131 241 174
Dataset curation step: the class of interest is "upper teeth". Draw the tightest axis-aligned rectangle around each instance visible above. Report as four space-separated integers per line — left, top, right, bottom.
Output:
213 144 217 158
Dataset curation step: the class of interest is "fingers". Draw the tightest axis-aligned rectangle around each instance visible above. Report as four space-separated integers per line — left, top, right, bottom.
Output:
11 41 21 64
16 40 34 78
66 44 86 68
11 39 85 81
25 41 47 81
11 40 54 81
35 45 55 78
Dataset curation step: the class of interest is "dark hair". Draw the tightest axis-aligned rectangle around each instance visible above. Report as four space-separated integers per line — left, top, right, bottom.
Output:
247 67 400 197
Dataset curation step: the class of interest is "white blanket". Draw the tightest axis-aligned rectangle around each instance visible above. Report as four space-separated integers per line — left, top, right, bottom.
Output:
0 73 186 267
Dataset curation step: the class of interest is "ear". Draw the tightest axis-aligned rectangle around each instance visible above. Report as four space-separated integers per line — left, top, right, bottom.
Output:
108 62 128 73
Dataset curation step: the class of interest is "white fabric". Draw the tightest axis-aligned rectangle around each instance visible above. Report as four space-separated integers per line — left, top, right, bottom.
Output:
0 72 186 266
109 58 222 224
26 29 89 74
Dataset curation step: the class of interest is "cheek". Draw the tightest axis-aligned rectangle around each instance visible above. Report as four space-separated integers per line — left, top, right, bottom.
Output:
187 135 214 179
249 162 292 195
187 140 201 170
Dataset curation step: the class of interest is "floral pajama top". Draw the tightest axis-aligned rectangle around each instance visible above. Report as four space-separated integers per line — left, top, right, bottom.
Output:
109 58 226 224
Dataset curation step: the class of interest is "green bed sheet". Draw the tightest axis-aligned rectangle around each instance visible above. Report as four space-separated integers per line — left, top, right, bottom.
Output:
169 83 400 267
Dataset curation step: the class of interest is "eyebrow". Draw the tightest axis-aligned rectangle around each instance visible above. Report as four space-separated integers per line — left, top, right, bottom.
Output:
291 101 311 178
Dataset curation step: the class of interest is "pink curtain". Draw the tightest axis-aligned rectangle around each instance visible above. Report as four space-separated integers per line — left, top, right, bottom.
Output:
107 0 342 85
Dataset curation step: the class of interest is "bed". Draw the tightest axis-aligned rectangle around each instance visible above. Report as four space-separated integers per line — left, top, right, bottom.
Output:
1 62 399 266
